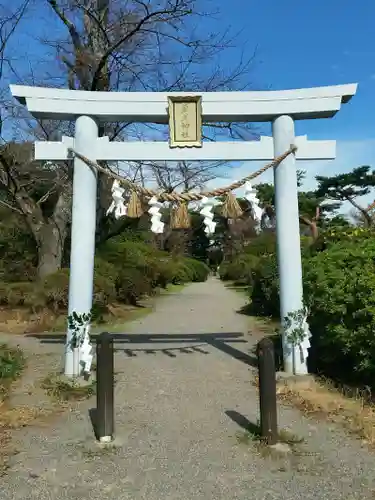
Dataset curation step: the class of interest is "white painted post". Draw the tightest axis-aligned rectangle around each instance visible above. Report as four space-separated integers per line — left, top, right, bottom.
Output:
272 115 307 375
65 115 98 377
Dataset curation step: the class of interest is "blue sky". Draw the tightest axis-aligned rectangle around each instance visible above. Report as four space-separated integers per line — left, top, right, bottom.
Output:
5 0 375 212
207 0 375 211
217 0 374 139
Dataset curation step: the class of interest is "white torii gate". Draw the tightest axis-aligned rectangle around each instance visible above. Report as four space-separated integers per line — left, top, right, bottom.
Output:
11 83 357 377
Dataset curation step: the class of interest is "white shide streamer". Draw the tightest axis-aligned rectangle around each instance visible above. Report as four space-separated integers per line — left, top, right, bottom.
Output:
200 197 216 236
106 180 127 219
299 310 311 364
148 196 165 234
244 181 263 232
79 324 93 374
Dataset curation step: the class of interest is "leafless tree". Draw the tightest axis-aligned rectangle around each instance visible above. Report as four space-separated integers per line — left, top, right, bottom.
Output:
42 0 258 238
0 0 259 276
140 159 225 192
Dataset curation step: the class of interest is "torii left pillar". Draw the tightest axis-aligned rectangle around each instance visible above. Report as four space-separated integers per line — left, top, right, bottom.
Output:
65 116 98 376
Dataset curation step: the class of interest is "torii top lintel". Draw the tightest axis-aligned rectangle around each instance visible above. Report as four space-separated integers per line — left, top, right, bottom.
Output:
10 84 357 123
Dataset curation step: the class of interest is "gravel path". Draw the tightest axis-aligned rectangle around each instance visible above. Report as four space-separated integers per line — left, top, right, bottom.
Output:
2 278 375 499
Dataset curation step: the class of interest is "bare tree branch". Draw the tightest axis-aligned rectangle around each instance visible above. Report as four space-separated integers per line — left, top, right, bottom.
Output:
0 0 260 270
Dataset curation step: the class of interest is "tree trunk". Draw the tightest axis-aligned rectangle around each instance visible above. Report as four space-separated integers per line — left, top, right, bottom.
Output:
36 222 65 278
17 190 71 280
345 196 373 227
310 220 318 241
300 216 319 242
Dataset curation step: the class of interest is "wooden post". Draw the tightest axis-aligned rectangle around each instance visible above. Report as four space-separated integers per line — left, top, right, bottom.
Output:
96 332 114 442
257 337 278 445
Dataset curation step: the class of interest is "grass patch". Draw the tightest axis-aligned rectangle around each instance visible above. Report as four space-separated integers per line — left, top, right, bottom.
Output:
0 344 25 401
236 429 258 444
0 344 26 475
0 303 154 335
236 423 303 448
235 419 305 465
0 281 186 336
278 428 305 445
276 375 375 446
41 373 96 401
252 317 280 335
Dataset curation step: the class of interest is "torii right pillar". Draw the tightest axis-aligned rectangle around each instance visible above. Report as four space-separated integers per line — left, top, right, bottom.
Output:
273 115 306 375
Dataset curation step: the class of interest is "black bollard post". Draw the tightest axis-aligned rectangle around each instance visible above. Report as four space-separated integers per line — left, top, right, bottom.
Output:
96 332 114 442
257 337 278 445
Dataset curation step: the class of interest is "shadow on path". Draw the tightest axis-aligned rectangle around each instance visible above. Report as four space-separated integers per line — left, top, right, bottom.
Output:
27 332 258 367
225 410 261 436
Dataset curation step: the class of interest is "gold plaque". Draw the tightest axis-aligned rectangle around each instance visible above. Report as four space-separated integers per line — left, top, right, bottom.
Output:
168 95 202 148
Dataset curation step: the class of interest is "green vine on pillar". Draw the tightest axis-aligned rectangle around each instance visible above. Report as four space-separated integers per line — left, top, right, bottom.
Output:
283 306 309 346
67 311 92 349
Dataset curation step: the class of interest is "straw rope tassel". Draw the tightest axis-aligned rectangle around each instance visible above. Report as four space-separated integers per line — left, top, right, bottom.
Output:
127 191 143 218
171 202 191 229
221 192 243 219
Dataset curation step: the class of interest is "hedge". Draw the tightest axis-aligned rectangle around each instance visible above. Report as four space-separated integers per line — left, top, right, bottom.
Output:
219 232 276 284
219 254 260 284
0 239 210 316
242 229 375 386
303 236 375 385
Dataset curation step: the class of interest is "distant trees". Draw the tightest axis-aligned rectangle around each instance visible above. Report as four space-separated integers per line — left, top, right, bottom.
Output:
316 166 375 227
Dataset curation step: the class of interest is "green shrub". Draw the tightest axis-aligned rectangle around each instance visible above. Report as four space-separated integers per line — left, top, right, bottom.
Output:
97 239 158 269
168 260 193 284
247 231 375 387
42 270 70 311
0 344 25 399
115 267 153 305
0 344 24 380
303 237 375 385
312 227 375 254
243 232 276 257
155 258 177 288
248 253 279 317
0 218 37 282
97 239 168 294
0 237 211 313
0 265 117 314
220 254 260 284
219 233 276 285
0 281 41 309
94 258 118 283
182 258 210 282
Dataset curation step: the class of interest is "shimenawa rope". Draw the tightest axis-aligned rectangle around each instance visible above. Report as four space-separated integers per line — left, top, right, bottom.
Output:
67 145 297 203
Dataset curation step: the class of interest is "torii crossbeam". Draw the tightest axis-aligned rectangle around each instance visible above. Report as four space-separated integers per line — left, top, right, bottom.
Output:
34 135 336 162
